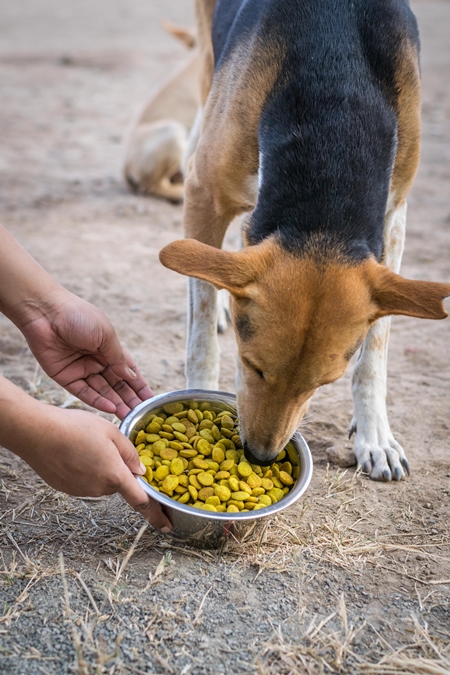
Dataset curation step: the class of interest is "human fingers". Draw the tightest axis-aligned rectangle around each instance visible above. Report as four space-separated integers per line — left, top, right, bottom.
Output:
96 364 153 419
119 469 172 532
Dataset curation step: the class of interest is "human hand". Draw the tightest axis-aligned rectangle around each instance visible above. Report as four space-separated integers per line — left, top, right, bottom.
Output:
18 289 153 419
15 404 172 531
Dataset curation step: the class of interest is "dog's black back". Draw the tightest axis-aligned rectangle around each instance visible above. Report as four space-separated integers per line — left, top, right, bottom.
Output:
212 0 420 262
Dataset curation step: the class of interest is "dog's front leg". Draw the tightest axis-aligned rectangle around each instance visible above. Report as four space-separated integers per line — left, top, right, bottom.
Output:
186 277 220 388
183 173 234 389
351 200 410 481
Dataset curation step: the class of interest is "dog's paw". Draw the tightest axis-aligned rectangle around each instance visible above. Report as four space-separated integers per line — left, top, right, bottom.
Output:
217 289 231 334
350 418 410 481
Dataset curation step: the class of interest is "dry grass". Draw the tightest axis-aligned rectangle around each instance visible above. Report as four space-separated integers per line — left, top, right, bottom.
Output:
1 450 449 674
258 597 450 675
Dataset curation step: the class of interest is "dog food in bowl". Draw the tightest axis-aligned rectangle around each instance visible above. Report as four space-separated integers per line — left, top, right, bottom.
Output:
133 399 300 513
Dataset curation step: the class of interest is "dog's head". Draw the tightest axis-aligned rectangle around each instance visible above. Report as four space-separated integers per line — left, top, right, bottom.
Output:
160 237 450 465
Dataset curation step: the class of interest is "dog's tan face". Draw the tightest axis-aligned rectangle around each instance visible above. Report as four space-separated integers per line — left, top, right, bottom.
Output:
229 250 378 463
160 237 450 464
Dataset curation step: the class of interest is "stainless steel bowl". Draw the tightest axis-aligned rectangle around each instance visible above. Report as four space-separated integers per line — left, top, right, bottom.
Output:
120 389 313 548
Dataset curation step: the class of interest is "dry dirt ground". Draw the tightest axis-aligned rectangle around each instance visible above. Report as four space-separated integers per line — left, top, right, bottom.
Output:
1 1 450 673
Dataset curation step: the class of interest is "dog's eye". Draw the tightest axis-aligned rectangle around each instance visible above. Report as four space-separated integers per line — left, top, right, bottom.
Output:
243 357 264 380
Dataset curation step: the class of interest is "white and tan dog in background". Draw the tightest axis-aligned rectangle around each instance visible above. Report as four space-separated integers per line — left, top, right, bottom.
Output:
160 0 450 481
123 22 199 202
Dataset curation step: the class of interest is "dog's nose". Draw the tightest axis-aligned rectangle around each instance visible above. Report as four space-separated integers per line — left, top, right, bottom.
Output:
243 441 276 467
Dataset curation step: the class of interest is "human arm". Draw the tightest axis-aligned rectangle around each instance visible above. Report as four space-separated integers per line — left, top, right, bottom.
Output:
0 375 171 531
0 223 152 419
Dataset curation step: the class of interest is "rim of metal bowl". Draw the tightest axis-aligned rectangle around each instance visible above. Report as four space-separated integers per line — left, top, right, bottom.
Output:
120 389 313 522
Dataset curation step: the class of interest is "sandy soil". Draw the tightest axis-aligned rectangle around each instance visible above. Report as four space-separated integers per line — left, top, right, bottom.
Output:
0 1 449 673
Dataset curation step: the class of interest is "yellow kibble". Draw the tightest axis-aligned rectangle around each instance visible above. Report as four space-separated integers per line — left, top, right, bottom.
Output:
220 459 235 472
267 487 284 503
199 503 217 512
180 448 197 458
163 402 184 415
140 455 154 467
198 487 214 501
146 433 161 444
173 431 189 443
172 422 187 433
155 465 170 481
227 500 244 511
132 399 298 512
280 462 293 475
239 481 252 495
170 458 185 476
225 449 240 462
197 439 212 456
189 475 202 491
229 476 240 492
197 472 214 487
188 485 198 501
162 475 179 492
139 448 153 458
231 491 249 501
220 415 235 429
212 446 225 463
193 457 209 470
169 441 184 451
187 409 199 424
279 470 294 486
251 487 265 497
246 472 262 489
160 447 178 461
135 430 147 445
146 421 162 434
237 462 252 478
199 429 215 444
214 485 231 502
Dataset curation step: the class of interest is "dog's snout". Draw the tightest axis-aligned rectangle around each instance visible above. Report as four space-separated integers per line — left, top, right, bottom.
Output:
243 441 277 467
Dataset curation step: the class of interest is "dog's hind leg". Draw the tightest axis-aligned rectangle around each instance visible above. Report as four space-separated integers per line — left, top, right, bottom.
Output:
350 199 409 481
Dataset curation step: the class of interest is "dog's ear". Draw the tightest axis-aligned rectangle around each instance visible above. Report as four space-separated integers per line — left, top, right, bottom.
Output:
159 239 263 297
160 21 196 49
368 262 450 320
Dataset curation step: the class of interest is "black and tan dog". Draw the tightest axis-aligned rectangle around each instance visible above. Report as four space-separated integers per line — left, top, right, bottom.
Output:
160 0 450 479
